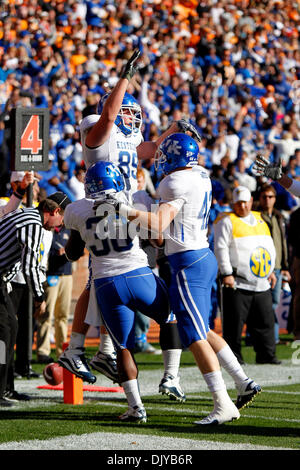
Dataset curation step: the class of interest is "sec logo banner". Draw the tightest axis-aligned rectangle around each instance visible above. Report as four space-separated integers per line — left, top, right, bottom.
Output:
249 246 272 278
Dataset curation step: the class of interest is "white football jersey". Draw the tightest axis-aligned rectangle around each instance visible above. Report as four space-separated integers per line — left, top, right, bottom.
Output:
157 166 211 256
80 114 143 194
64 198 148 279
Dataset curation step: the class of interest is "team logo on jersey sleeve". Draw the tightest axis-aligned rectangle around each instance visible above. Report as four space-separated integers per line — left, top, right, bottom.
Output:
249 246 272 278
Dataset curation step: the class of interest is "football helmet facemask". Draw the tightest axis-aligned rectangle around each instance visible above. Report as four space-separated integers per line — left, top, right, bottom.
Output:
97 92 142 136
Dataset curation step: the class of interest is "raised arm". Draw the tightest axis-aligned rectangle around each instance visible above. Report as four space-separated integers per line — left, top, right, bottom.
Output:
0 171 34 217
253 155 300 196
85 49 141 148
137 119 202 160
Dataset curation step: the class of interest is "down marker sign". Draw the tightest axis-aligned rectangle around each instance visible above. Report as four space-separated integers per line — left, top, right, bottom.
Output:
11 107 49 172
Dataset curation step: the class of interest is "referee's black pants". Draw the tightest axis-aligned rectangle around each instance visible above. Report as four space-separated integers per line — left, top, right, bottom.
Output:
222 287 276 364
9 282 35 375
0 282 18 397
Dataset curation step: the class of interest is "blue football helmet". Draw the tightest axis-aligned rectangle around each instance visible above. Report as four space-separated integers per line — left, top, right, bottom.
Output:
155 133 199 175
85 161 125 199
97 92 142 136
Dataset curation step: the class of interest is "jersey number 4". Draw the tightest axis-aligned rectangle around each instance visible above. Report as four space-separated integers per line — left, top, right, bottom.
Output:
198 190 212 230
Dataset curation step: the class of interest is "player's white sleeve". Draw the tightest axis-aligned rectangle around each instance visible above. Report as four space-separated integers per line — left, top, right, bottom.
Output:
63 204 76 230
79 114 100 133
160 198 185 211
288 179 300 197
213 215 234 275
157 175 187 210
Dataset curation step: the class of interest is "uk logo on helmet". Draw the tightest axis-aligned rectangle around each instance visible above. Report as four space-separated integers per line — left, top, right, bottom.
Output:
165 140 181 155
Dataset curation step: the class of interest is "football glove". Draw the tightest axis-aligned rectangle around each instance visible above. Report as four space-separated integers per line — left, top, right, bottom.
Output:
253 155 283 181
120 49 141 81
94 195 132 218
176 119 202 142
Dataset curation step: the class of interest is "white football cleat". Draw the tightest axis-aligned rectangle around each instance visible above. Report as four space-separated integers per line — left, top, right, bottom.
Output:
159 374 186 402
194 401 240 425
119 406 147 424
58 347 96 384
90 351 119 383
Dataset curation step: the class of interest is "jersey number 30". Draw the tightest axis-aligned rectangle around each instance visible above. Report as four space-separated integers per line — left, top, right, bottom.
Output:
86 216 133 256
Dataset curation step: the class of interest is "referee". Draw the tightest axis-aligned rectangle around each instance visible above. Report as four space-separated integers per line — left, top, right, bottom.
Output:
0 191 71 406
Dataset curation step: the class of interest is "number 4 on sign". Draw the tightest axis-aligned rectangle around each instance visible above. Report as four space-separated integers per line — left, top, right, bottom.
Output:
21 115 42 154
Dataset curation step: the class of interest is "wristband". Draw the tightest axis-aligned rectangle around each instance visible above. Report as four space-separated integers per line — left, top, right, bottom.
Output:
13 190 25 200
16 184 26 195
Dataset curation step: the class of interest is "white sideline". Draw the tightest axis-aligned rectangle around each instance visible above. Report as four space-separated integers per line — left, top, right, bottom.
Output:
262 390 300 395
0 432 293 451
86 401 300 424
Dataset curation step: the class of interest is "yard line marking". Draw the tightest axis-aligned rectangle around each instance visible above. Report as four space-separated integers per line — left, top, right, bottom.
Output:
242 414 300 423
92 401 300 424
262 390 300 395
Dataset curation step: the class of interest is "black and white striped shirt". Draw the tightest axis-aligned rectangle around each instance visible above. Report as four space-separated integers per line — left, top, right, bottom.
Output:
0 207 45 301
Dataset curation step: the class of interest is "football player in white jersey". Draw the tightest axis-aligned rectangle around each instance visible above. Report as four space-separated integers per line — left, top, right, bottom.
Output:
59 50 144 385
63 160 176 423
103 133 262 425
59 49 200 400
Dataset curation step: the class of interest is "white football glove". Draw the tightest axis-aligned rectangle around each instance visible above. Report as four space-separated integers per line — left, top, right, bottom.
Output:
253 155 283 181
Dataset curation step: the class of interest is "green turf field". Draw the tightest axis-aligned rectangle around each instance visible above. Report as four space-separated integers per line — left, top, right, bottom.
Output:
1 384 299 449
0 337 299 450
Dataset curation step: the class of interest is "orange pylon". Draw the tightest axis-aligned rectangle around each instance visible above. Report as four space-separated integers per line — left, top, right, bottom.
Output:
63 368 83 405
62 342 83 405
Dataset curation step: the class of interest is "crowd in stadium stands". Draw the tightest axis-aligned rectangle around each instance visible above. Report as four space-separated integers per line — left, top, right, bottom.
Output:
0 0 300 348
0 0 299 199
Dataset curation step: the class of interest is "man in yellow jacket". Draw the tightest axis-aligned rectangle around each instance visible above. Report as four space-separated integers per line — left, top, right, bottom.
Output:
214 186 281 365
